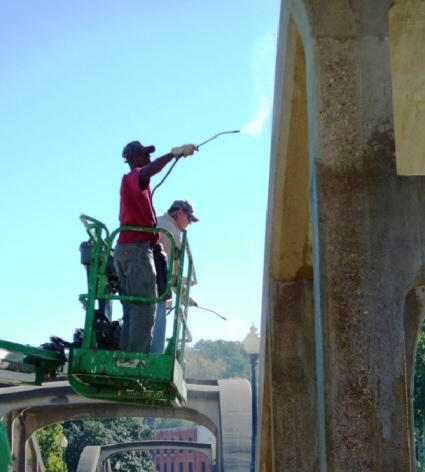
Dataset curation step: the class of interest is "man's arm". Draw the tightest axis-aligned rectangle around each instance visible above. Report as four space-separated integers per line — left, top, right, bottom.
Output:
139 144 198 188
139 153 174 187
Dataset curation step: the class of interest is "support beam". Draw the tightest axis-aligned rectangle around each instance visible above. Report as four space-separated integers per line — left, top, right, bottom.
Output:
260 0 425 470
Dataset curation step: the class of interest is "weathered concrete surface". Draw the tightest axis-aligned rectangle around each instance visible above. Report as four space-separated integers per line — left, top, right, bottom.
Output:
259 0 425 471
269 281 317 471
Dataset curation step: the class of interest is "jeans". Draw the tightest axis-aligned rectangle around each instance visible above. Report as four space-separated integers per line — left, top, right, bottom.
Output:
151 300 167 353
114 242 157 353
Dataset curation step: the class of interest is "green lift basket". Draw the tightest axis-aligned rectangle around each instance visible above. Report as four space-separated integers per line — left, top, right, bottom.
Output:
67 214 194 407
0 422 11 472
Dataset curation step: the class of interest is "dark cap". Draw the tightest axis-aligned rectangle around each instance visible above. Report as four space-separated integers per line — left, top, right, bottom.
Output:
168 200 199 222
122 141 156 161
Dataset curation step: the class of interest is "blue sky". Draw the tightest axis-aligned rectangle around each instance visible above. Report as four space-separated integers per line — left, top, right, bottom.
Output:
0 1 280 348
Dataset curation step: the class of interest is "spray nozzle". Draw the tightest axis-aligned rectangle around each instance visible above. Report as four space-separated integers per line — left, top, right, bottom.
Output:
197 130 240 148
152 129 240 196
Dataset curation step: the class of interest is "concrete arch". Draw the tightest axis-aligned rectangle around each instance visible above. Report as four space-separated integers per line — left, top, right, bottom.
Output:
3 381 218 471
78 446 100 472
1 378 251 472
259 4 317 472
77 440 213 472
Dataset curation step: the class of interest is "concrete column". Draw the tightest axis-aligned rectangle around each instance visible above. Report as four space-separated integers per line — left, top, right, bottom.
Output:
262 0 425 470
270 280 318 470
11 410 26 472
27 434 44 472
290 0 425 469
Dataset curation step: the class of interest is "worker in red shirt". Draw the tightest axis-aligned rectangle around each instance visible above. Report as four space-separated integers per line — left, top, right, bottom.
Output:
114 140 197 353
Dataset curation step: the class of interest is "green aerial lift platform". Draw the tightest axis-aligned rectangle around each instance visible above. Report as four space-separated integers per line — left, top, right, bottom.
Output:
0 214 195 408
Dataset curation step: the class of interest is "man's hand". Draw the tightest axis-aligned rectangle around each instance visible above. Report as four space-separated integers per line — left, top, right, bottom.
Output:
171 144 198 158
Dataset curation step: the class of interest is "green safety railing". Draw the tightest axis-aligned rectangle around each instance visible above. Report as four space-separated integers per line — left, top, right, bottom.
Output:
0 214 195 408
77 214 193 358
0 340 66 385
67 214 195 407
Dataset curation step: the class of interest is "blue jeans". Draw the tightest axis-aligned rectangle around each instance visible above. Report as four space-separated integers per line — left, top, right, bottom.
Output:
114 242 157 353
151 300 167 353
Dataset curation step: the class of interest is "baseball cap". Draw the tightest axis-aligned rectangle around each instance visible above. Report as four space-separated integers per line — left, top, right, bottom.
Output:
122 141 156 161
169 200 200 222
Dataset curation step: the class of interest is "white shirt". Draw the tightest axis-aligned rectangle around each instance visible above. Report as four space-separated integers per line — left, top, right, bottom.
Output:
156 212 182 260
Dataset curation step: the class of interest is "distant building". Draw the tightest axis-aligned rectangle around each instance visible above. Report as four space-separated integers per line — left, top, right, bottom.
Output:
151 425 215 472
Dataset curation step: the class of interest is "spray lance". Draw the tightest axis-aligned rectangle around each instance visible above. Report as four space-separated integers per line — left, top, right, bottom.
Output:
157 130 238 321
193 302 227 320
152 129 240 194
197 130 240 148
167 302 227 321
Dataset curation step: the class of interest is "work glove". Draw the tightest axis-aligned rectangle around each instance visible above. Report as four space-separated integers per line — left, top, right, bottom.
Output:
171 144 198 158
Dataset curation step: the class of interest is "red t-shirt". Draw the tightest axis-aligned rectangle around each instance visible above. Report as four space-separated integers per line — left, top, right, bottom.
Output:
117 168 159 245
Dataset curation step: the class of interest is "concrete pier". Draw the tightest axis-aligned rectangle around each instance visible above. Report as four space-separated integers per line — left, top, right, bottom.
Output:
259 1 425 471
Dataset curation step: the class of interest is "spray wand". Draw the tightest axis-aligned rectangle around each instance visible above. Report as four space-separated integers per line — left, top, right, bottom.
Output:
197 130 240 148
193 302 227 320
152 129 240 194
166 303 227 321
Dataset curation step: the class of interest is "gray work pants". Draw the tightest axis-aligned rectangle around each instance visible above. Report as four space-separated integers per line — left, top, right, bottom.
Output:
114 241 157 353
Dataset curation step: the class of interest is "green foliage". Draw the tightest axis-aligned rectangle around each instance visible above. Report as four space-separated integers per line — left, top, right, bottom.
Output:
63 418 155 472
415 328 425 424
153 418 194 430
415 325 425 468
36 423 66 472
185 339 251 380
0 422 12 472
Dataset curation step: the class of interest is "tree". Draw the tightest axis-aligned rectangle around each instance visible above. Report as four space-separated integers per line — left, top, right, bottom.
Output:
415 328 425 423
185 339 251 380
63 417 155 472
36 422 66 472
153 418 194 430
415 325 425 470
